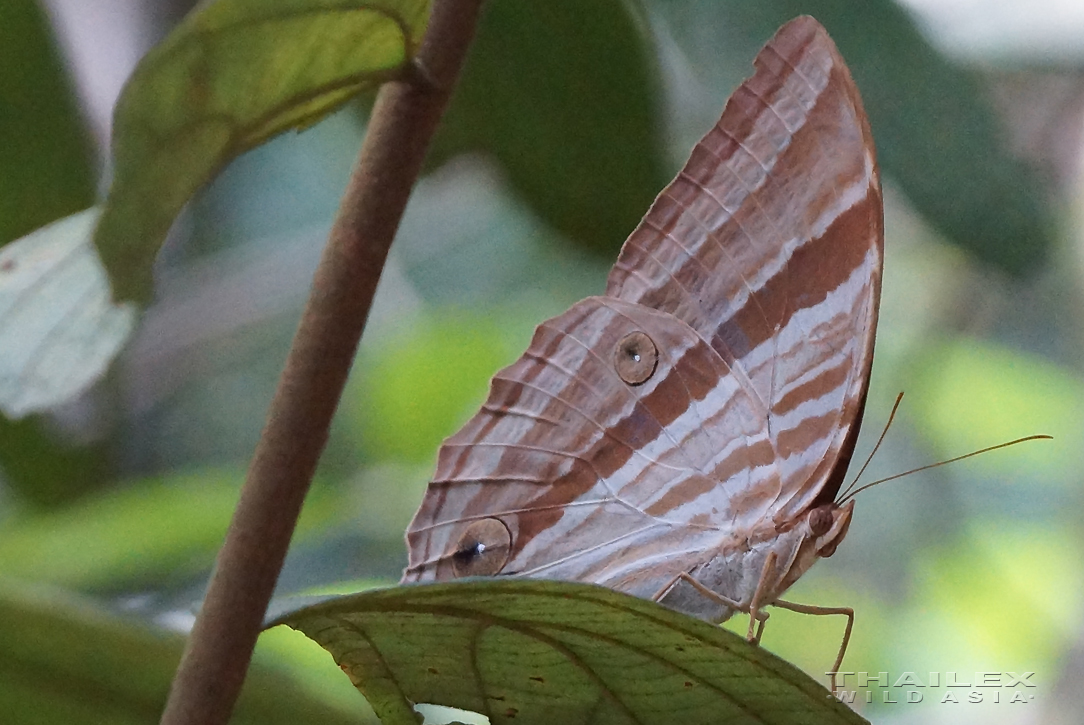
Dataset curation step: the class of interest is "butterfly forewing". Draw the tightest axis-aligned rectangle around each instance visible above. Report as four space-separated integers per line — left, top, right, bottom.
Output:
608 17 882 525
403 16 883 613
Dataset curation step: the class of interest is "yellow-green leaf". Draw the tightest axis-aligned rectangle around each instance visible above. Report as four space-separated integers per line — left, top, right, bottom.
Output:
349 313 524 464
95 0 431 302
270 580 868 725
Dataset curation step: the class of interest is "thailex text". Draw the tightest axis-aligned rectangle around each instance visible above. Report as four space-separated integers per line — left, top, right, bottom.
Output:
829 671 1036 704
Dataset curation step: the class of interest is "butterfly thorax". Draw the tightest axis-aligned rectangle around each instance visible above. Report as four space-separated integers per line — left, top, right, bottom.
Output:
657 500 854 623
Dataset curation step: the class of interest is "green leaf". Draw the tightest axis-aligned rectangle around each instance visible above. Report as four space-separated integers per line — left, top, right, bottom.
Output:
270 580 868 725
0 581 369 725
95 0 431 302
431 0 667 258
0 208 136 420
0 0 95 246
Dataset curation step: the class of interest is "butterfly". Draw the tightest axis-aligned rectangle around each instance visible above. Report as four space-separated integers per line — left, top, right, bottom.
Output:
402 15 882 684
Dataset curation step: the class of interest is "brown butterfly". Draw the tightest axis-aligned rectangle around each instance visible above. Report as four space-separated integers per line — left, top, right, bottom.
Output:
402 15 882 686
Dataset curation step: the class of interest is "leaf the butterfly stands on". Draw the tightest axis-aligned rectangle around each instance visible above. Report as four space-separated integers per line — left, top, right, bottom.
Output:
403 13 882 676
269 580 869 725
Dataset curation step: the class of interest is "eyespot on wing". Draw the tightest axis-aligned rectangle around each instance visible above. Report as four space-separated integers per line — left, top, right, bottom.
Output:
614 331 658 385
452 518 513 577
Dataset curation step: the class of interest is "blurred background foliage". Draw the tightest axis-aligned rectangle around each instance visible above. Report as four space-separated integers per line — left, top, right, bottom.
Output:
2 0 1084 722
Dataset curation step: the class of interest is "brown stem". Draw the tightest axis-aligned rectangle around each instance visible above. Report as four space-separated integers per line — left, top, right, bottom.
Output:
158 2 485 723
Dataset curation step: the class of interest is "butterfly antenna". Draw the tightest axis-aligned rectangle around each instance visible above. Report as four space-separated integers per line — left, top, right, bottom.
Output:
837 434 1052 505
837 392 905 503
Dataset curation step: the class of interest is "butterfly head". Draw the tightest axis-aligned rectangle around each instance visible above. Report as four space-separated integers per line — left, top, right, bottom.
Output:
807 499 854 558
776 500 855 595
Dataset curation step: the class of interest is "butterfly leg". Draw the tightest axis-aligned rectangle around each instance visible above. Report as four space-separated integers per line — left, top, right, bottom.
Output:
650 571 686 602
772 598 854 693
747 551 779 643
652 571 750 616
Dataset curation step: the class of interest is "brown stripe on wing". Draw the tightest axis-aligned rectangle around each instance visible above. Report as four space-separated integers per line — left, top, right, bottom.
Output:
557 300 777 533
506 301 786 587
770 350 850 417
710 186 879 405
605 16 882 526
439 299 598 483
605 17 832 337
507 300 711 558
653 63 875 381
405 298 704 580
403 296 785 584
759 185 882 517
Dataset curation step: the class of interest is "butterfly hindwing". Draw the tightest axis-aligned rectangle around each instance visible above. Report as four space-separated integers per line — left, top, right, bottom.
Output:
405 296 768 589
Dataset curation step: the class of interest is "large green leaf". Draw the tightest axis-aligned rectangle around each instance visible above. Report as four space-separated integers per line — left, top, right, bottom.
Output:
0 0 95 247
270 580 867 725
708 0 1052 275
95 0 431 302
431 0 667 258
0 582 369 725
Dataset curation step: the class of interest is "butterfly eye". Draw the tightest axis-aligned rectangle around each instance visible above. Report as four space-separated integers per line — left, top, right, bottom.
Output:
451 518 512 577
808 505 835 537
614 331 658 385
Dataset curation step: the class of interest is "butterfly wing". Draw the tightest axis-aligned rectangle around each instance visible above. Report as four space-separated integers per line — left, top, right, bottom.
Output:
404 295 768 589
606 15 883 525
403 16 882 596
